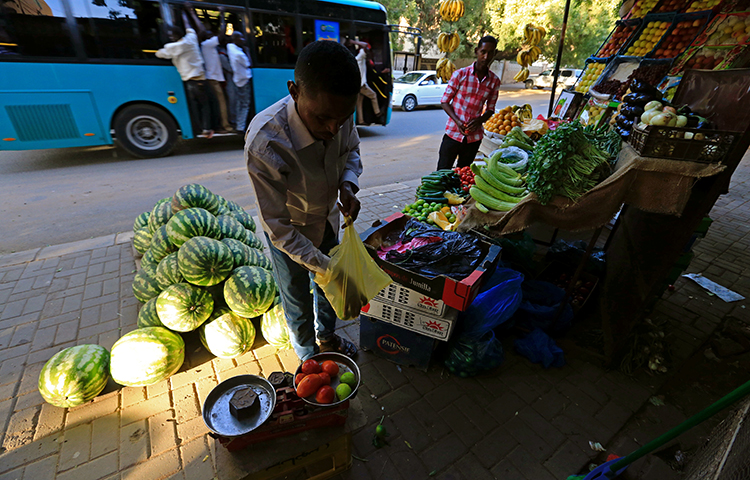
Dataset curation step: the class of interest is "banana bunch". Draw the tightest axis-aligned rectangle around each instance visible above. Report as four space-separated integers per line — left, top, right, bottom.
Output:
439 0 465 22
516 46 542 68
513 104 533 122
514 68 530 82
436 57 456 82
438 32 460 53
523 24 547 45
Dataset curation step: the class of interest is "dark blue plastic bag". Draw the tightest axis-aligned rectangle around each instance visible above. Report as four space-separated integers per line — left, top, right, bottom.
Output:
514 328 565 368
513 280 574 335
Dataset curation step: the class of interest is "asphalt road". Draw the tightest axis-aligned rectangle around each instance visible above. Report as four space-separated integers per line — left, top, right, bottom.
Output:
0 87 555 254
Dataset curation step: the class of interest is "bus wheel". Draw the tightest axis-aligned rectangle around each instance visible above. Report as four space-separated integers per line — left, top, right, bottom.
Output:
114 105 178 158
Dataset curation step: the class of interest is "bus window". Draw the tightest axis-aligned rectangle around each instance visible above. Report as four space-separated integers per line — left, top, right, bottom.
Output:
300 17 351 48
192 6 243 39
0 0 76 57
252 12 296 66
68 0 162 60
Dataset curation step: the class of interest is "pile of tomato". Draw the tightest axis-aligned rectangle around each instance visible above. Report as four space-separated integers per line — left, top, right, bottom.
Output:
454 165 475 192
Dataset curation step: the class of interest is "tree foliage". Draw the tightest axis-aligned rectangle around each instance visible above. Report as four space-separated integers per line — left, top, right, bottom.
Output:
379 0 620 68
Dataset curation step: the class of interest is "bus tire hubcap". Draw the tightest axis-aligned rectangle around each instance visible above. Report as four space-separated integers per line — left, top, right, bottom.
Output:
125 115 168 151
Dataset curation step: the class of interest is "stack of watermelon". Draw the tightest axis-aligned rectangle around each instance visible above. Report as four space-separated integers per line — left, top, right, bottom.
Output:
37 184 290 408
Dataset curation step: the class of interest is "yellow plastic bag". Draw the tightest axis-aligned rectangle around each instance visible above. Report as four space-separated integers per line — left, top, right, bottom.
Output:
316 217 392 320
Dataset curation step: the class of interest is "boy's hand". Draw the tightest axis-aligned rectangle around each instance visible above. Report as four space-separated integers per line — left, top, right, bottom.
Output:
338 182 360 224
465 117 484 132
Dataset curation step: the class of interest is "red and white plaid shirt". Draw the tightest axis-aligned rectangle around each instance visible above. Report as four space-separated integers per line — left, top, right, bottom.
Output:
441 62 501 143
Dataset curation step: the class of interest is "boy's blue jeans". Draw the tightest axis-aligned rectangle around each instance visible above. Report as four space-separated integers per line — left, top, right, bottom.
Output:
265 222 339 360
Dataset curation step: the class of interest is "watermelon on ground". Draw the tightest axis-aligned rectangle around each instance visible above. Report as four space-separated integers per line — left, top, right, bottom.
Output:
134 211 150 233
215 194 229 208
137 297 163 328
217 215 248 243
216 204 231 216
171 184 220 215
110 327 184 386
221 238 272 270
149 225 178 263
140 250 159 278
155 252 183 290
199 307 256 358
178 236 234 287
148 199 173 234
38 344 110 408
132 269 161 303
156 197 171 206
261 299 293 351
245 230 264 250
224 266 277 318
156 283 214 332
226 199 243 212
133 227 153 255
229 209 256 232
166 208 220 248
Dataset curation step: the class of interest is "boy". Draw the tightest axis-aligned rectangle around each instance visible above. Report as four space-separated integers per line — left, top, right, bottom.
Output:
244 41 362 361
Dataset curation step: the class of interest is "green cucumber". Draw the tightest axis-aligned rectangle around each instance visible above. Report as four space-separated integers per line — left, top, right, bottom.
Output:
475 202 490 214
474 175 525 204
480 167 528 195
469 186 516 212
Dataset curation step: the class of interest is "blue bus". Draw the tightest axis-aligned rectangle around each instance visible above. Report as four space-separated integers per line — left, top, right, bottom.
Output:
0 0 392 157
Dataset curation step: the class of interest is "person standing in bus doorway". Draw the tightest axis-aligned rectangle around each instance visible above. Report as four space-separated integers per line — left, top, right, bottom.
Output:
345 38 381 125
187 7 233 133
244 40 362 361
437 36 501 170
156 10 214 138
228 32 253 133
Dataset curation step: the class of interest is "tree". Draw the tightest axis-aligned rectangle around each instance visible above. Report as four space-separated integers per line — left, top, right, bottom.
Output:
379 0 620 68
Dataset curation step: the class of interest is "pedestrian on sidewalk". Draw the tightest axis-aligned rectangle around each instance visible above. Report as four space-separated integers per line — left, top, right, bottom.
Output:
156 8 213 138
228 32 253 133
437 35 500 170
245 40 362 361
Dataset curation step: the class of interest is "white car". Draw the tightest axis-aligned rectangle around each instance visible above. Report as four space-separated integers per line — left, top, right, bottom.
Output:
524 69 583 89
392 70 449 112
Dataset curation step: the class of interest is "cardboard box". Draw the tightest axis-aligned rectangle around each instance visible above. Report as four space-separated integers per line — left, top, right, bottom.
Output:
375 282 448 317
361 297 457 341
361 213 501 312
359 315 437 371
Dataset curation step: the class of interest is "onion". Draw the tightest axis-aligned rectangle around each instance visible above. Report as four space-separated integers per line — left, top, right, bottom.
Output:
644 101 663 111
641 110 659 124
650 113 673 126
663 106 677 114
676 115 688 128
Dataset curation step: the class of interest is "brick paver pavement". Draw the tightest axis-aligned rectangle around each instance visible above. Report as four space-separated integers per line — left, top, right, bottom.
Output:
0 156 748 479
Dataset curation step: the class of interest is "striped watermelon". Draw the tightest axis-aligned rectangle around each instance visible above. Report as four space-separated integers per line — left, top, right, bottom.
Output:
215 194 229 208
155 252 184 290
221 238 272 270
166 208 220 247
217 215 249 243
133 227 153 255
261 299 293 351
226 200 243 212
38 344 110 408
110 327 184 386
216 204 231 216
156 283 214 332
134 211 150 232
230 209 256 232
137 297 164 328
171 184 220 215
156 197 171 206
224 266 277 318
140 249 159 278
132 269 161 303
148 199 173 233
199 307 256 358
245 230 265 250
177 236 234 287
149 225 178 263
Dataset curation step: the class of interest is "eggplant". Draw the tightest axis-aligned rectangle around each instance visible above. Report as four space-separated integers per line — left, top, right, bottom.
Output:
616 115 634 131
676 105 692 115
622 92 652 106
615 126 631 139
620 105 644 120
630 79 660 97
697 120 712 129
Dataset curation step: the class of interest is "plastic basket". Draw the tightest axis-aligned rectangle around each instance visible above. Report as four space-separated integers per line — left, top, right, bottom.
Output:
628 124 741 163
573 58 610 95
590 56 640 99
621 12 677 58
593 19 643 60
649 10 712 60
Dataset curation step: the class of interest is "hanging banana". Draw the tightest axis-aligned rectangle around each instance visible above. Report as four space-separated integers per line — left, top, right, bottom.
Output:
440 0 465 23
436 57 456 82
438 32 460 53
523 23 547 47
513 68 530 82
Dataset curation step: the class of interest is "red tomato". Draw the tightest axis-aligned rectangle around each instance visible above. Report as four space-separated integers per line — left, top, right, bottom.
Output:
301 359 321 374
318 372 331 385
296 374 322 398
315 385 336 404
321 360 339 376
295 373 306 386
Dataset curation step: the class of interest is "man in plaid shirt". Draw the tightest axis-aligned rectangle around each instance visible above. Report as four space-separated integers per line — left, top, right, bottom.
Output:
438 36 500 170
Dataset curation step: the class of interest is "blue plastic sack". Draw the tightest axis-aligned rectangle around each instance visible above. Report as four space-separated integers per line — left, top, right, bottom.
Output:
457 267 524 339
514 328 565 368
513 280 574 335
444 331 504 378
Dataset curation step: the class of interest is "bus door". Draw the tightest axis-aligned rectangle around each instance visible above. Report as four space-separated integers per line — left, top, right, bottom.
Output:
249 9 298 114
354 23 392 126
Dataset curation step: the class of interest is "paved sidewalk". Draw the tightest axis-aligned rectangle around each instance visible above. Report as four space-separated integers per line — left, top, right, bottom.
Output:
0 158 748 479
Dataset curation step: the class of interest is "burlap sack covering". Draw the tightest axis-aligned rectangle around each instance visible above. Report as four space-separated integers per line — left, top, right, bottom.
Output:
457 143 726 236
